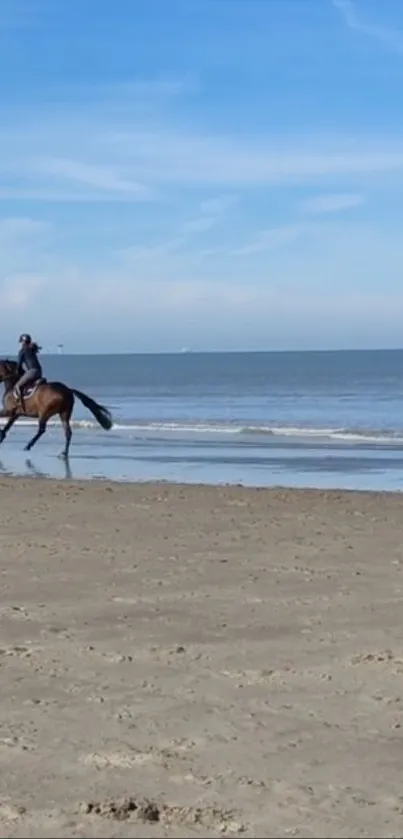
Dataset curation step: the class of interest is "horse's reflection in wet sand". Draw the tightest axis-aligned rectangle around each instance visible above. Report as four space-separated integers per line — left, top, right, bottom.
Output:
0 456 73 481
24 457 73 480
0 459 12 477
24 458 47 479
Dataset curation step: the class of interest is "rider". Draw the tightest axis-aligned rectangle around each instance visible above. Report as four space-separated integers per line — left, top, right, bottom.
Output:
15 334 43 408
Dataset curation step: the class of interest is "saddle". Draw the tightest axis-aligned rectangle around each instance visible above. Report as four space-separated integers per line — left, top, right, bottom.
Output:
13 377 46 400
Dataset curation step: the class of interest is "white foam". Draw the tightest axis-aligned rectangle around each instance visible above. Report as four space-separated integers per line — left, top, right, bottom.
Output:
9 418 403 445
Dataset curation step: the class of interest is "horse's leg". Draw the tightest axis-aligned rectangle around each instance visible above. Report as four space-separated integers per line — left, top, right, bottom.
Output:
24 415 48 452
23 388 61 453
0 397 19 443
59 406 73 459
0 413 18 444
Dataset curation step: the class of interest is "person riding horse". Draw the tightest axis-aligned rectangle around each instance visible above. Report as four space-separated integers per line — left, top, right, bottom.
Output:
15 334 43 411
0 346 112 457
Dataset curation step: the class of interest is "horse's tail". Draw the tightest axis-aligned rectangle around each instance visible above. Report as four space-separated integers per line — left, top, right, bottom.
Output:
72 389 113 431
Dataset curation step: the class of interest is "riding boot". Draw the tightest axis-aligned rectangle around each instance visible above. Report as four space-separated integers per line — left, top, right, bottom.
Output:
15 388 25 414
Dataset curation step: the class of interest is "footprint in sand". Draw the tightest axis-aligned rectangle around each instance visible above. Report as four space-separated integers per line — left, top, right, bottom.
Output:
81 795 244 833
0 644 42 659
81 751 156 769
350 650 401 665
81 737 207 772
0 802 26 821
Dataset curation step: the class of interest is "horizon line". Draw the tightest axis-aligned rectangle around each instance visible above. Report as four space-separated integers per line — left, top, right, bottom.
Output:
2 347 403 357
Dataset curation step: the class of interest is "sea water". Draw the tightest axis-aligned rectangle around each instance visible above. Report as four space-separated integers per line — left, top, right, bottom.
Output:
2 350 403 490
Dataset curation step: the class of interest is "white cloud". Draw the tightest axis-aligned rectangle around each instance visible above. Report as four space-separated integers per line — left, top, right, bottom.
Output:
182 217 216 234
3 108 403 201
300 192 364 215
0 216 49 245
1 217 403 350
108 131 403 187
100 77 197 99
0 274 46 308
332 0 403 54
69 77 197 109
200 194 239 214
180 193 239 236
116 238 187 270
0 217 52 285
32 157 151 197
1 7 403 351
234 224 309 256
0 188 152 203
1 18 403 208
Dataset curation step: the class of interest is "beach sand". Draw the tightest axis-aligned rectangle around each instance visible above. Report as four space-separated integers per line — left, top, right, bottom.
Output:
0 478 402 837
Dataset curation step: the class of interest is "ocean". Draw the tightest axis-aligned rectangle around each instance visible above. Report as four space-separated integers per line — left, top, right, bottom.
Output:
2 350 403 491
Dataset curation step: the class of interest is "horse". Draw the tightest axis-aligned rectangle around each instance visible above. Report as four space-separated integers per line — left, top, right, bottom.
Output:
0 359 113 458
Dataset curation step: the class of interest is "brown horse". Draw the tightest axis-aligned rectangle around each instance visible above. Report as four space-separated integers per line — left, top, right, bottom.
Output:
0 359 113 458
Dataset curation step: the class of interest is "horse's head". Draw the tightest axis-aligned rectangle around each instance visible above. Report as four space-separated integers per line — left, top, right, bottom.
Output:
0 359 18 384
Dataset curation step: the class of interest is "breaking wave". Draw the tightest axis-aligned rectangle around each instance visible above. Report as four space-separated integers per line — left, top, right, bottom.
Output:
10 418 403 445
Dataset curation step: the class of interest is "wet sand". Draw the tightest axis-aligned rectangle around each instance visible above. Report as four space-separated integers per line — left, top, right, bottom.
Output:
0 478 403 837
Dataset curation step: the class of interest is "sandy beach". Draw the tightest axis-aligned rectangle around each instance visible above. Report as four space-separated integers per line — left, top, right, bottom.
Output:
0 478 402 837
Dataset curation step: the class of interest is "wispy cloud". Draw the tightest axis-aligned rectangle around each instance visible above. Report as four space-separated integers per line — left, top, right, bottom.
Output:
116 238 187 267
0 217 50 246
301 192 364 215
31 158 152 198
2 217 403 350
182 217 216 234
1 0 403 350
3 97 403 200
332 0 403 54
0 274 46 309
181 193 239 235
69 76 198 112
109 130 403 187
0 217 52 290
0 187 146 202
234 224 309 256
200 194 239 215
52 228 403 351
101 77 197 99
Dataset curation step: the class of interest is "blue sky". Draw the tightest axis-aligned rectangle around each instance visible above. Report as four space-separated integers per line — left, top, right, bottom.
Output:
2 0 403 352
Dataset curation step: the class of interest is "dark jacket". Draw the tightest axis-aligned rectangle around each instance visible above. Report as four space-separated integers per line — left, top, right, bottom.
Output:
17 343 42 376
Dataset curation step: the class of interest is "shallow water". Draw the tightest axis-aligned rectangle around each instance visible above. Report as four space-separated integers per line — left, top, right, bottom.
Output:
1 350 403 490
